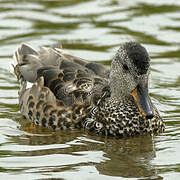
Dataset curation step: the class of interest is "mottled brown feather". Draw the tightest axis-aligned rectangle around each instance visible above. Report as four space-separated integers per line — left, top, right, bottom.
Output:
14 44 109 131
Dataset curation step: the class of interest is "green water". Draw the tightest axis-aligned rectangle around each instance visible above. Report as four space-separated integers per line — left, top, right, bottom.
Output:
0 0 180 179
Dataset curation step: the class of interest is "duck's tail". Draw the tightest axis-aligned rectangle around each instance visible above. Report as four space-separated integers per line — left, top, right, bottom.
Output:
13 44 39 96
13 44 62 94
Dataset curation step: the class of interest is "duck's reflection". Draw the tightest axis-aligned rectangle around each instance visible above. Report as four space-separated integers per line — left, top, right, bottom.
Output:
93 136 158 178
14 117 161 179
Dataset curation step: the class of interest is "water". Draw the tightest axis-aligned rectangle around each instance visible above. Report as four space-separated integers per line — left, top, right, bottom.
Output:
0 0 180 179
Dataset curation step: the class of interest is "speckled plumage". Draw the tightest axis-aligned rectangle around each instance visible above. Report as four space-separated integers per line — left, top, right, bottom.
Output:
13 42 165 137
85 98 163 136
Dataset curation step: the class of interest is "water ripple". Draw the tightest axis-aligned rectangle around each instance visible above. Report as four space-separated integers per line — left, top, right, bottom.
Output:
0 0 180 179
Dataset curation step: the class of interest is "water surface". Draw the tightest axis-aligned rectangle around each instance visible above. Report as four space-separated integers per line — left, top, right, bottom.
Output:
0 0 180 179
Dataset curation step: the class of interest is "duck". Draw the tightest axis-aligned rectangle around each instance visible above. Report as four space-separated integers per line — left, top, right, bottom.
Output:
13 42 165 137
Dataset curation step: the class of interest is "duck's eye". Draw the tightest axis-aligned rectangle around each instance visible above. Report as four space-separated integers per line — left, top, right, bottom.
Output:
123 64 129 71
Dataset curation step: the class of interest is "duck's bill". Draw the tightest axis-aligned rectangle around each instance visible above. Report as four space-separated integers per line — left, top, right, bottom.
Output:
132 84 154 119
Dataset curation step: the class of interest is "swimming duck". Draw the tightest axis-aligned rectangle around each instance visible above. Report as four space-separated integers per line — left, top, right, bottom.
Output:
13 42 165 137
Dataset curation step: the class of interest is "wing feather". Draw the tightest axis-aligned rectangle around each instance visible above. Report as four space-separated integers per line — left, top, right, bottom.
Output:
14 44 110 107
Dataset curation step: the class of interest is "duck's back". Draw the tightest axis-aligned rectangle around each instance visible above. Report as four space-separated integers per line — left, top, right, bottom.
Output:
14 44 110 130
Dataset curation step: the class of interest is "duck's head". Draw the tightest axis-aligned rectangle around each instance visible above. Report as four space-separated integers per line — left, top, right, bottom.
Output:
110 42 154 119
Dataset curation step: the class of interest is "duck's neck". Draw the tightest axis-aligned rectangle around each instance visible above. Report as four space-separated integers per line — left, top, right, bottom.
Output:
110 94 134 104
109 80 133 103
